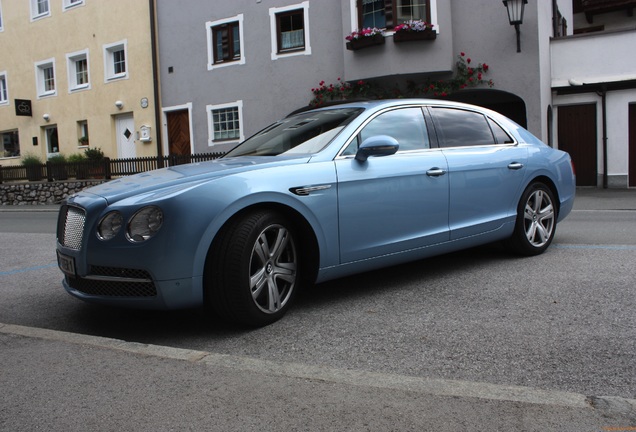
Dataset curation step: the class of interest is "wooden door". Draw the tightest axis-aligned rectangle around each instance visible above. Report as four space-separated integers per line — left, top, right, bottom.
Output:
166 110 191 156
558 104 597 186
629 104 636 187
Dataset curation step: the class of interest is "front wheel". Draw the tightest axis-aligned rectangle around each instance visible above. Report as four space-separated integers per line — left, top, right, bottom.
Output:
206 211 300 327
505 182 557 256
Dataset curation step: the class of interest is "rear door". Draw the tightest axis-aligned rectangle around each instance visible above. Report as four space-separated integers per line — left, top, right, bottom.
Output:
335 107 450 263
429 107 527 240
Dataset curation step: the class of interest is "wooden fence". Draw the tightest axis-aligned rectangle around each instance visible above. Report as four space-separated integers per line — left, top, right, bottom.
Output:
0 153 225 184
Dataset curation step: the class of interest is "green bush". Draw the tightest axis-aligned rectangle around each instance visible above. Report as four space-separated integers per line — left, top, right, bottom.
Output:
84 147 105 161
48 154 67 164
68 153 87 163
21 153 43 166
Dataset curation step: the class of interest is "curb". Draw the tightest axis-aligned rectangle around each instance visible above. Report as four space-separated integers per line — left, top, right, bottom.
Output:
2 322 635 416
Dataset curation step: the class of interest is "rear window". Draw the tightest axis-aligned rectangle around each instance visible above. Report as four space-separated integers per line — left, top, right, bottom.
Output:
430 107 495 148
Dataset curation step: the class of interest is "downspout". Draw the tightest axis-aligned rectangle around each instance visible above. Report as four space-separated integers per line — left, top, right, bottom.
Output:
600 85 608 188
149 0 164 167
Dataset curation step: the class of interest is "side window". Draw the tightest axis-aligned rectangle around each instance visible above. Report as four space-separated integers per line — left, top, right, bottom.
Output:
430 108 495 148
343 107 429 155
488 117 514 144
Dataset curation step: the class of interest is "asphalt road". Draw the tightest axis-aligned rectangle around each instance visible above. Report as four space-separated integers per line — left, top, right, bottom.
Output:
1 190 635 407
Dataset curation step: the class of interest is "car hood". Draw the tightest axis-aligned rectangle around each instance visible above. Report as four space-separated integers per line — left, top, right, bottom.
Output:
81 155 311 204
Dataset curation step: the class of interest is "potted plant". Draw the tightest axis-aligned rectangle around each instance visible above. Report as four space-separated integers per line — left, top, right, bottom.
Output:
392 20 436 43
21 153 44 182
345 27 385 51
48 153 68 180
78 136 89 146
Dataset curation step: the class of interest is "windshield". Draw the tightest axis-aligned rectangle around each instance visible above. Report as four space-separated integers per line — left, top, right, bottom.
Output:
225 108 363 157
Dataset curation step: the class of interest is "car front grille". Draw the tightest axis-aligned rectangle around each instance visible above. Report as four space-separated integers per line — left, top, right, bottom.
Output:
58 205 86 250
66 266 157 297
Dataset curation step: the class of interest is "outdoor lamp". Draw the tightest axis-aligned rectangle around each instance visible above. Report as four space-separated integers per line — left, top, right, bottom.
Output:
503 0 527 52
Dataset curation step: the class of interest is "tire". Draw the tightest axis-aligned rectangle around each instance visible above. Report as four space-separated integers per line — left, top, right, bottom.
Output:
206 210 300 327
505 182 557 256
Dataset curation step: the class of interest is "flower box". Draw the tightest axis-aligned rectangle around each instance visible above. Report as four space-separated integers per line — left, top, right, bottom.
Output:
393 28 437 43
346 33 386 51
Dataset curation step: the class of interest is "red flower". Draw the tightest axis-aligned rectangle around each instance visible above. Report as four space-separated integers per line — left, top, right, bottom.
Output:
460 52 465 57
467 58 471 64
483 63 489 71
358 80 365 85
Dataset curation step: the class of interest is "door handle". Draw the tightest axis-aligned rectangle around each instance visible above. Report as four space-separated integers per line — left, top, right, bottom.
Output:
508 162 524 170
426 168 446 177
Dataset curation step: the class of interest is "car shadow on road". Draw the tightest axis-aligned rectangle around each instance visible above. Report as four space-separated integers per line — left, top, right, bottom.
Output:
63 243 520 344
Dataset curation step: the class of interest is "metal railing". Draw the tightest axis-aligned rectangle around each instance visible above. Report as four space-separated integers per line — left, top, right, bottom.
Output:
0 152 225 184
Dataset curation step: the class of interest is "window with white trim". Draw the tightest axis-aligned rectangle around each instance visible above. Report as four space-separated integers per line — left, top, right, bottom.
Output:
206 101 244 145
355 0 433 29
206 14 245 70
0 0 4 32
67 50 90 92
30 0 50 21
103 40 127 81
0 72 8 105
63 0 84 10
269 2 311 60
1 130 20 158
35 59 56 98
45 125 59 155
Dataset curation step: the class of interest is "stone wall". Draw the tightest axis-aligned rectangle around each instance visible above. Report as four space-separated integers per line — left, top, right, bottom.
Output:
0 180 105 206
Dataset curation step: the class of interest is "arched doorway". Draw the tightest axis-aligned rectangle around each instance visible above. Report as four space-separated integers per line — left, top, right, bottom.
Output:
443 89 527 128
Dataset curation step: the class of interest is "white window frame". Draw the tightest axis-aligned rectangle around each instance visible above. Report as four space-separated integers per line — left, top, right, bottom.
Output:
67 49 90 92
0 0 4 32
0 71 8 106
206 14 245 71
269 2 311 60
35 58 57 99
206 101 244 146
30 0 51 21
348 0 439 34
63 0 85 11
103 40 128 82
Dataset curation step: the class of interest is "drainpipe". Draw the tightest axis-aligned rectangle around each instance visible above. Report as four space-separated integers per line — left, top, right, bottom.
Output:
599 85 608 188
149 0 164 167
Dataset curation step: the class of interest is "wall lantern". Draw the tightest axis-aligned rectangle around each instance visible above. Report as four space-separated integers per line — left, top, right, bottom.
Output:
503 0 527 53
43 113 50 122
115 100 124 110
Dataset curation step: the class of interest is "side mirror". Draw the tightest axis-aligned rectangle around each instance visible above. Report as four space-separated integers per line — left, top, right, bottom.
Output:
355 135 400 162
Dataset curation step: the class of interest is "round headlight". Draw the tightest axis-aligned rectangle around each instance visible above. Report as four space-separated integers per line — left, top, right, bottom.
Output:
126 206 163 243
97 211 123 240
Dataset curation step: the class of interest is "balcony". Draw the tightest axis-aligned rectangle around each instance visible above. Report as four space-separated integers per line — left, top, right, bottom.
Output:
580 0 636 23
551 27 636 92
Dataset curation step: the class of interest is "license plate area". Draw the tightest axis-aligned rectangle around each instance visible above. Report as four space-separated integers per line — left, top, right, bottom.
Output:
57 251 76 276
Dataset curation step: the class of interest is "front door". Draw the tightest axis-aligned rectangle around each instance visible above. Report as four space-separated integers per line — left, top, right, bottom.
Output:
558 104 597 186
116 113 136 159
167 109 192 156
335 107 450 263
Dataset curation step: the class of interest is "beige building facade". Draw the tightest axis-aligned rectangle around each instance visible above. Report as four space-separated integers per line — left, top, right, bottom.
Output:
0 0 159 167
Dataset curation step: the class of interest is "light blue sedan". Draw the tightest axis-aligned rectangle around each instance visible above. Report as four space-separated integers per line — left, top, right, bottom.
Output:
56 100 575 326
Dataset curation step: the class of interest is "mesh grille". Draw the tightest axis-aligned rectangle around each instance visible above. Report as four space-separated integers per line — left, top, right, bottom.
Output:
66 267 157 297
59 206 86 250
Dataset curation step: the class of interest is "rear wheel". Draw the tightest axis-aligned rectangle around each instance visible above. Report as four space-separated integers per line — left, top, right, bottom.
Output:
206 211 299 326
505 182 557 256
